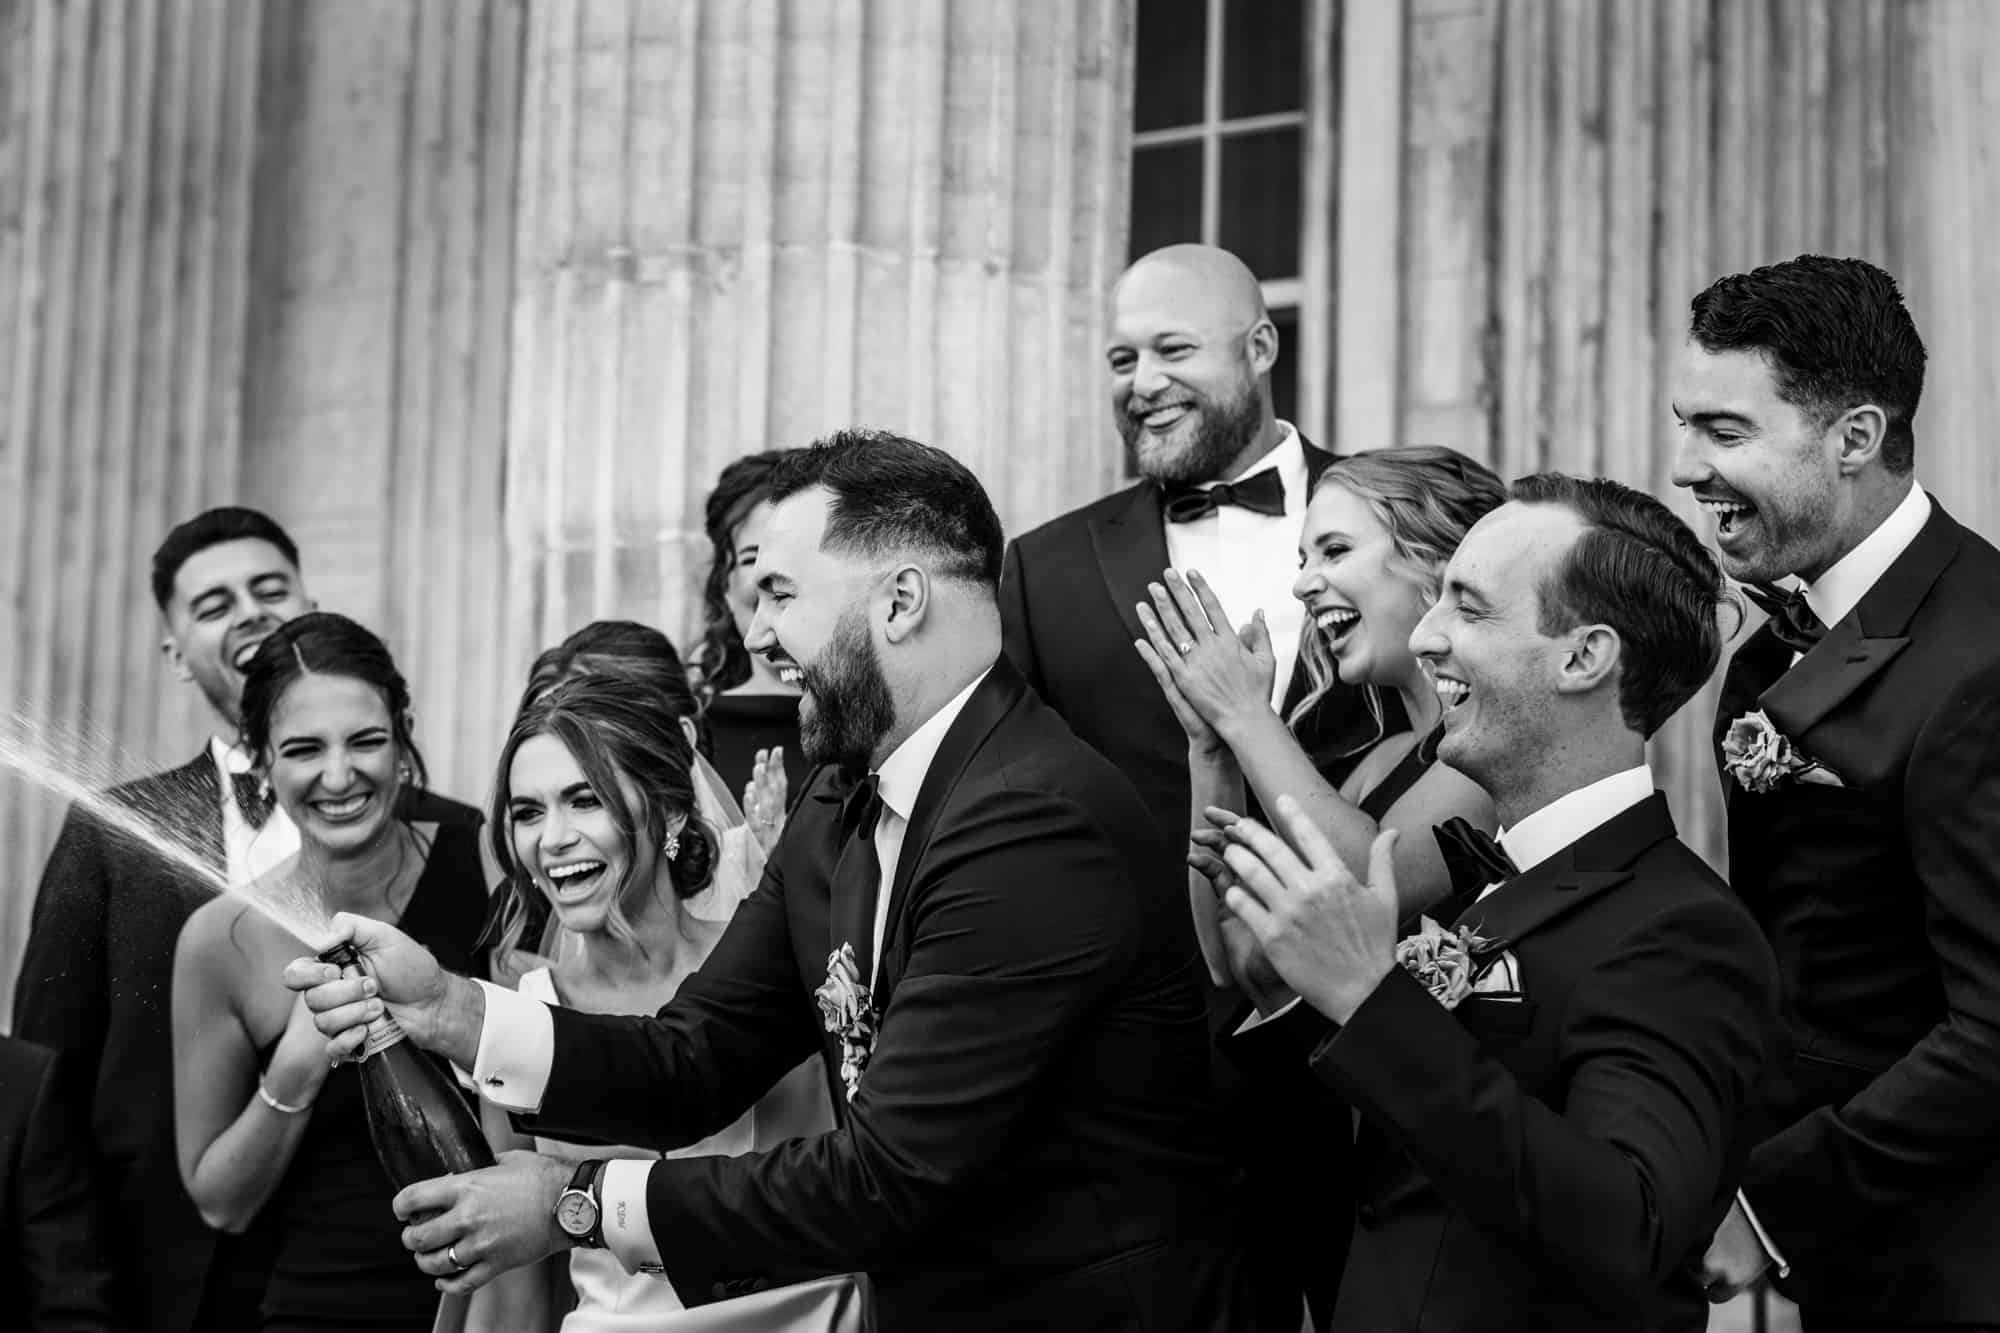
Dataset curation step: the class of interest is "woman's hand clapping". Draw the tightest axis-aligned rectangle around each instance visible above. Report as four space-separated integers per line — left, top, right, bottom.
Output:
1133 569 1279 750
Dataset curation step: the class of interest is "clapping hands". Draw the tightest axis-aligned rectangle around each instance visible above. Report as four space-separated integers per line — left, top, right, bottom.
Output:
1133 569 1278 752
1213 795 1401 1025
744 746 789 854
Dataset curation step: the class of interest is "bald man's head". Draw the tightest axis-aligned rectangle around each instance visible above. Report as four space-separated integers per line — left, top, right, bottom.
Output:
1107 245 1280 484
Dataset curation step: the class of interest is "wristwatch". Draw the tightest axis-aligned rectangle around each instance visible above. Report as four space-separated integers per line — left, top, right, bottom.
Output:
554 1159 606 1248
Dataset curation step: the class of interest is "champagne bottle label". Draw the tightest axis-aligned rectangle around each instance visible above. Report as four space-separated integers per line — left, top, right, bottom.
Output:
359 1012 409 1061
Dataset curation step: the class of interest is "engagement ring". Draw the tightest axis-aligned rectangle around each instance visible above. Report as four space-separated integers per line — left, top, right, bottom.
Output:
1176 641 1192 655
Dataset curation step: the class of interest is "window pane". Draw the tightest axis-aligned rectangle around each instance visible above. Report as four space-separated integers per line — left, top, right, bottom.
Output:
1217 127 1302 279
1135 0 1208 131
1224 0 1305 118
1268 306 1299 426
1129 141 1205 260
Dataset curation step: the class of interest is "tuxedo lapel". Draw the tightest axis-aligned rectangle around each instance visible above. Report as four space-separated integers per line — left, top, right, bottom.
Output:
1087 483 1170 648
871 661 1027 1009
1757 502 1961 740
153 749 227 873
1452 795 1676 949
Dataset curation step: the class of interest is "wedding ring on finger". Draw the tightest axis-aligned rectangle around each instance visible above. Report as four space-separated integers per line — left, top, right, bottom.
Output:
448 1243 467 1273
1176 641 1193 655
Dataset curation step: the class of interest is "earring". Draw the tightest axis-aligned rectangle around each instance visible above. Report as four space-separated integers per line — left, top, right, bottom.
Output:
662 829 681 860
396 762 412 784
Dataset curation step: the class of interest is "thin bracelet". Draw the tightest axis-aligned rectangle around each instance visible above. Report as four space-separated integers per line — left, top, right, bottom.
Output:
256 1076 314 1115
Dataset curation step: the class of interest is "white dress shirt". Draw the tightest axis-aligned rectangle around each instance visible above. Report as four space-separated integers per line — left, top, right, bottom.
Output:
211 736 300 889
468 669 993 1281
1161 423 1310 707
1799 483 1931 635
1478 764 1656 900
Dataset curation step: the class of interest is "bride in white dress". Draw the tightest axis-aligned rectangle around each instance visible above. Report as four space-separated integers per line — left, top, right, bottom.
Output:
467 672 830 1333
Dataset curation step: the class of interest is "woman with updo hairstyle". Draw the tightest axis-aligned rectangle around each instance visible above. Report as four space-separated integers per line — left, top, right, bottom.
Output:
691 449 808 801
1136 445 1508 984
171 612 489 1332
469 673 831 1333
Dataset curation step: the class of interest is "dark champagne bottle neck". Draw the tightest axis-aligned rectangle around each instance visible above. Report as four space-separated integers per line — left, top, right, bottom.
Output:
315 938 494 1187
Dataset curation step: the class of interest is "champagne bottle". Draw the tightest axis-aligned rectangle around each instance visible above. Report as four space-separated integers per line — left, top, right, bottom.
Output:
318 941 494 1187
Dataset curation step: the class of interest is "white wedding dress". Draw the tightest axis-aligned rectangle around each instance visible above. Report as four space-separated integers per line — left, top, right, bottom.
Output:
517 965 755 1332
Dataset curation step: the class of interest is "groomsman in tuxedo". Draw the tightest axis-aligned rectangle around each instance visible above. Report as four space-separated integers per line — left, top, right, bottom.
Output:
1675 256 2000 1330
1217 474 1777 1332
286 432 1248 1332
13 507 315 1333
999 243 1378 1331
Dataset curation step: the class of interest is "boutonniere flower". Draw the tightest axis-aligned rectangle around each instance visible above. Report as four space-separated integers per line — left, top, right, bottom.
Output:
814 942 877 1102
1722 709 1826 793
1395 916 1503 1011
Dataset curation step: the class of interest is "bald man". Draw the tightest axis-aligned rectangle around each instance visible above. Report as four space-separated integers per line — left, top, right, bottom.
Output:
999 245 1384 1332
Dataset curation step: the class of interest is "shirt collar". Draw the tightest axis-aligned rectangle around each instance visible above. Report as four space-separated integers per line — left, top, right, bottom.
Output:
1801 484 1931 631
1498 764 1653 875
1190 421 1307 508
873 668 992 823
210 735 257 776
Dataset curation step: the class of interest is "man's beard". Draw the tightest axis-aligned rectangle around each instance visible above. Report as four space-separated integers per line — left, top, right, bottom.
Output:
1122 372 1263 486
796 608 896 777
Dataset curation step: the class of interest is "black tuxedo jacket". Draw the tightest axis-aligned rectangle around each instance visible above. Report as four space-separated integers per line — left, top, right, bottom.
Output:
12 752 251 1333
521 660 1248 1332
0 1036 120 1331
1716 499 2000 1320
999 438 1381 849
1228 795 1777 1332
12 753 482 1333
1000 439 1388 1331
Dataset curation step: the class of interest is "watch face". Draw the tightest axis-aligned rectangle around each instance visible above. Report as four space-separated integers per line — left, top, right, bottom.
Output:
555 1188 598 1238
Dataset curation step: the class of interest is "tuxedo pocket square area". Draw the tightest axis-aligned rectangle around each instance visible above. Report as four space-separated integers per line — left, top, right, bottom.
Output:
1794 765 1846 787
1470 949 1523 999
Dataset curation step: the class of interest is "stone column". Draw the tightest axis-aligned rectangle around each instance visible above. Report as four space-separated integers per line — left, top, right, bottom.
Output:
504 0 1135 650
0 0 265 1014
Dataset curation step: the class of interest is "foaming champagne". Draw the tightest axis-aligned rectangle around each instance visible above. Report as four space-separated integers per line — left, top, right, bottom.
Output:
318 941 494 1187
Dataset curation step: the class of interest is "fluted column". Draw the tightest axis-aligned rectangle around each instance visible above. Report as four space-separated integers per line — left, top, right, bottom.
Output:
505 0 1134 652
0 0 264 1014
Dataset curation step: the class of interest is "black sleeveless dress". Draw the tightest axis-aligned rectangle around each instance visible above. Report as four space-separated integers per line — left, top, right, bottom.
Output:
702 690 808 797
1355 723 1446 821
259 798 491 1333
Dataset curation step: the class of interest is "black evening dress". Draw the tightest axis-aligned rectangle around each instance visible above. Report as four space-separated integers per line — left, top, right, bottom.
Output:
703 690 807 798
258 796 490 1333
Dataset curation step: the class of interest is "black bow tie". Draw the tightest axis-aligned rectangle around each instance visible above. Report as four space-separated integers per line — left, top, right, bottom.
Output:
230 770 276 830
839 773 885 843
1740 581 1828 657
1162 468 1286 523
1434 817 1518 898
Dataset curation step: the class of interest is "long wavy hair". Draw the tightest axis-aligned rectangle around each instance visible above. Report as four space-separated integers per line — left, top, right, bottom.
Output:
692 450 801 704
486 675 717 960
1288 446 1508 738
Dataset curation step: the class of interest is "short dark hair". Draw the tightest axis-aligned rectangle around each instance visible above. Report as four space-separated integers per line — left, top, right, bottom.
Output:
765 428 1004 589
1688 255 1926 473
519 620 707 755
694 449 804 700
239 611 429 789
1511 473 1725 739
152 507 302 611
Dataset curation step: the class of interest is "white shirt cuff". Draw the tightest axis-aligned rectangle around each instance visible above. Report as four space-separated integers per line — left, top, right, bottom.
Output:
469 980 554 1113
600 1158 671 1280
1735 1189 1791 1279
1234 995 1303 1035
